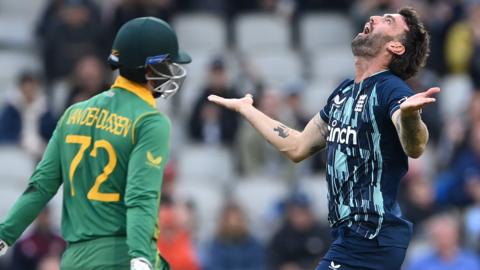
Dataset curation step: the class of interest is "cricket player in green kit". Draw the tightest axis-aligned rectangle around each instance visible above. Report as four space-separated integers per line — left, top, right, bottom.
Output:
0 17 191 270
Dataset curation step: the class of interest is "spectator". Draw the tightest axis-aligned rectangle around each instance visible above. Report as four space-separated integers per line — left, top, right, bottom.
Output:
160 161 177 204
40 0 102 83
468 1 480 91
204 202 265 270
398 160 435 234
8 208 65 270
65 54 111 108
36 0 101 41
267 194 330 270
188 57 240 146
108 0 175 30
412 0 459 75
157 203 200 270
181 0 227 14
0 71 56 158
297 0 351 12
104 0 176 55
444 0 479 74
407 70 443 145
435 92 479 170
465 203 480 253
435 121 480 207
283 83 309 130
238 89 295 178
406 212 480 270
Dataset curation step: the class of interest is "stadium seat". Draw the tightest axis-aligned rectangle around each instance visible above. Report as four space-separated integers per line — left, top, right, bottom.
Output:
50 79 71 116
438 74 473 119
298 174 329 221
300 13 354 53
301 78 342 115
0 51 41 89
244 49 303 88
235 13 290 52
0 145 35 189
0 0 45 49
0 16 34 49
0 186 23 220
232 176 289 240
177 144 235 187
310 47 354 83
174 181 224 243
0 0 46 19
172 13 227 53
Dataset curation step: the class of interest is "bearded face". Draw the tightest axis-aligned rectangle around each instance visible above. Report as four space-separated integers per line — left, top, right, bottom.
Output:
351 32 393 58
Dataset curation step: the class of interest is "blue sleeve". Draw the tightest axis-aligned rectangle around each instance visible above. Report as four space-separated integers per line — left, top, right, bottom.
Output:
379 78 415 118
320 79 351 123
0 104 21 142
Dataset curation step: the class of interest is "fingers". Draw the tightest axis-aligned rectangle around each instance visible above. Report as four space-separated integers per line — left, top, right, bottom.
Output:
402 97 437 112
422 87 441 97
208 93 253 102
412 98 437 110
207 94 224 104
411 97 436 106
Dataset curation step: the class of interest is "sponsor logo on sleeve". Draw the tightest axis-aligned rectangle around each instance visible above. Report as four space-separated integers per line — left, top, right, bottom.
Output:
146 151 162 168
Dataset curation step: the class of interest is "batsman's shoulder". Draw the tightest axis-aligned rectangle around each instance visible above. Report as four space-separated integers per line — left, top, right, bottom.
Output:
134 110 170 129
131 110 171 144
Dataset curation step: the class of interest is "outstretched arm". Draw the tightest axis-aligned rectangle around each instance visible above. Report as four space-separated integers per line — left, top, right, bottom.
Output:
208 94 329 163
392 87 440 158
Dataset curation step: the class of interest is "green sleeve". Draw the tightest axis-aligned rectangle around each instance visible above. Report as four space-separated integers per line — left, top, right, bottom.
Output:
126 113 170 263
0 124 63 245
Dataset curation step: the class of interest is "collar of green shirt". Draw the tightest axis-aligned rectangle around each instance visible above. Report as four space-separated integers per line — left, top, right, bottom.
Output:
111 76 156 108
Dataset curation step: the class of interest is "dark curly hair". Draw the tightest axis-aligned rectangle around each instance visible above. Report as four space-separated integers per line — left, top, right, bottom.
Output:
389 7 430 80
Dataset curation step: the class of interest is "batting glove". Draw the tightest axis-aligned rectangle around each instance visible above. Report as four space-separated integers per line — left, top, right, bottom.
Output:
131 257 152 270
0 240 8 256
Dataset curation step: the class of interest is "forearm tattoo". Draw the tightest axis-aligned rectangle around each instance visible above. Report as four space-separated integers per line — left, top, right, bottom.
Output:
273 125 290 138
395 112 425 154
309 116 329 154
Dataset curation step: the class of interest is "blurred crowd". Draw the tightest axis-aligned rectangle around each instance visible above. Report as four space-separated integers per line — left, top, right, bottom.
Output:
0 0 480 269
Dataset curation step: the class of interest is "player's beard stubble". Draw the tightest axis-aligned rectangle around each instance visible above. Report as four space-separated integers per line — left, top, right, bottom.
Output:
351 32 393 58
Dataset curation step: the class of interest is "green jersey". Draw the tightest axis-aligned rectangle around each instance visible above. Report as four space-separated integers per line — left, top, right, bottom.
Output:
0 76 170 264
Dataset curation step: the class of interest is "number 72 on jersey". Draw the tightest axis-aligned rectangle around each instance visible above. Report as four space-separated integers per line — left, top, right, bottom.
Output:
65 134 120 202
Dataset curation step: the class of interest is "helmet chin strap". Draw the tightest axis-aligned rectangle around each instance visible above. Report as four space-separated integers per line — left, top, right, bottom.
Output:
145 62 187 99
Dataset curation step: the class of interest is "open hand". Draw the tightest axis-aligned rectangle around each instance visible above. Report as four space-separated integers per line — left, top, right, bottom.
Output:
400 87 440 115
207 93 254 113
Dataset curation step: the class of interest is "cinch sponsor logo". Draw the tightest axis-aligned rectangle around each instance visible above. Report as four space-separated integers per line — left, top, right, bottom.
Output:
327 120 358 145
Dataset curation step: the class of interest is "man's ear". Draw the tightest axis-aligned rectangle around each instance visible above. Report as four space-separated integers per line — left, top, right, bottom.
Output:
387 41 405 56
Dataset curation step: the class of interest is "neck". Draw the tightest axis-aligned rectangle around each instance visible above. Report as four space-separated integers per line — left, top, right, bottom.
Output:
354 55 390 83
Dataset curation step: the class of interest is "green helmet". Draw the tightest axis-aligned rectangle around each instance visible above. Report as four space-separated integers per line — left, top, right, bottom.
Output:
108 17 191 99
